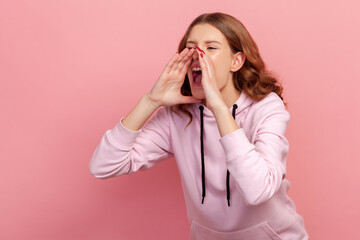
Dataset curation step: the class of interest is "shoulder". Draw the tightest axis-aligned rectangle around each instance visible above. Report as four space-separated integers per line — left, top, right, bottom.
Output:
255 92 286 110
248 92 290 124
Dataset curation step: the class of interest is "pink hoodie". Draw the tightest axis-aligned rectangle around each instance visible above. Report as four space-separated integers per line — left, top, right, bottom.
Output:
89 92 308 239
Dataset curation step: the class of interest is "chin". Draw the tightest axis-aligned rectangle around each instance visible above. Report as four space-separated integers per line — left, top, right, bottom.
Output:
190 88 205 100
188 75 205 100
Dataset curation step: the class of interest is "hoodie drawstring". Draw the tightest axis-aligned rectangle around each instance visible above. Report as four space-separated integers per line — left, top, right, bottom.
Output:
199 106 205 204
199 104 238 207
227 104 238 206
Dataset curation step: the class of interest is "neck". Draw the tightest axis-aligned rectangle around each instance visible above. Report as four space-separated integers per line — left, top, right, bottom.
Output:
222 88 241 108
202 89 241 109
221 74 241 108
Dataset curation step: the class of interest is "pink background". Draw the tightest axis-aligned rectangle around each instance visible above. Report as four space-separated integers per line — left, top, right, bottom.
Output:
1 0 359 239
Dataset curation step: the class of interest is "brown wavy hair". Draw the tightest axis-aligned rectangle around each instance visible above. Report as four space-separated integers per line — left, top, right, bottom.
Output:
173 12 285 123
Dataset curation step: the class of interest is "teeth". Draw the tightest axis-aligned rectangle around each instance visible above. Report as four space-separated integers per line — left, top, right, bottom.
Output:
192 67 201 72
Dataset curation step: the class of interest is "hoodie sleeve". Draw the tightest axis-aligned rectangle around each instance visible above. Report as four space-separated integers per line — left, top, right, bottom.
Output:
219 94 290 206
89 107 173 179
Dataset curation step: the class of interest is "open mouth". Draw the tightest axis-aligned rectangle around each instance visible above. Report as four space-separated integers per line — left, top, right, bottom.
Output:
192 67 202 85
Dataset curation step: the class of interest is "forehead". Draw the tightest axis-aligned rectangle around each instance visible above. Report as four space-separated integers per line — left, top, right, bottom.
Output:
186 23 226 43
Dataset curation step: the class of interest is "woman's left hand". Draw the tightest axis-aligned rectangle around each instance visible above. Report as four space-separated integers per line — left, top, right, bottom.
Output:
196 47 227 112
196 47 240 137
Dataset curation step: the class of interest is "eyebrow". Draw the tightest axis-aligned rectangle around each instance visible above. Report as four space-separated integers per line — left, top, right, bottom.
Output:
186 40 222 45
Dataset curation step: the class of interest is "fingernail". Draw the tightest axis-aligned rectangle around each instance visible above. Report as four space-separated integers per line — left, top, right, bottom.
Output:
200 53 203 58
196 47 205 53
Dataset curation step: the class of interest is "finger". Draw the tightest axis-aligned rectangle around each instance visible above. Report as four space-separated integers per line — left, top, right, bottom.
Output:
176 48 194 68
181 48 195 65
179 57 192 77
174 57 192 83
164 48 189 73
198 49 217 86
179 47 190 57
176 49 195 74
197 49 209 81
164 52 180 74
170 48 190 73
185 47 195 59
201 52 215 80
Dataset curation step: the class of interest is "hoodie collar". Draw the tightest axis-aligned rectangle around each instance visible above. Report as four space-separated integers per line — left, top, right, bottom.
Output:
195 91 254 117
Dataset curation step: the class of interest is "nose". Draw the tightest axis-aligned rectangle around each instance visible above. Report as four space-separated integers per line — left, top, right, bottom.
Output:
192 48 199 60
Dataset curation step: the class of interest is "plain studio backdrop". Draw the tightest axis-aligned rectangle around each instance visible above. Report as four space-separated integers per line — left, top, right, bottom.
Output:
1 0 359 239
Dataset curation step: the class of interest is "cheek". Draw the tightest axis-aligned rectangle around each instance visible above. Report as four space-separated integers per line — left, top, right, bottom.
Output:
209 53 229 76
208 53 220 71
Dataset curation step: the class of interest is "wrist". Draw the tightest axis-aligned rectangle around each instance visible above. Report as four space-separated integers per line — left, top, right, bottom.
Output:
212 105 240 137
211 103 229 117
144 93 162 111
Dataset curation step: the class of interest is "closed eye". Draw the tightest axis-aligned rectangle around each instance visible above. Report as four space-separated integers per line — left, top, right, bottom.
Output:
207 47 217 50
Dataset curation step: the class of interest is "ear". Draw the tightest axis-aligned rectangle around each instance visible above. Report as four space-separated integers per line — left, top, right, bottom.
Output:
230 52 245 72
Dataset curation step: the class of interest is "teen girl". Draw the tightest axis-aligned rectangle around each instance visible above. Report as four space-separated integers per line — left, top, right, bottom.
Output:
89 12 308 240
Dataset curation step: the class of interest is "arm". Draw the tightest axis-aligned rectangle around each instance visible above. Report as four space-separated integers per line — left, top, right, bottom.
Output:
89 107 174 178
211 105 239 136
220 98 290 206
196 48 289 205
195 47 242 137
89 48 200 178
123 48 199 131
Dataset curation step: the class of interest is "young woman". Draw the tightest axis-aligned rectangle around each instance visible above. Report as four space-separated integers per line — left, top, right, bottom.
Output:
89 12 308 239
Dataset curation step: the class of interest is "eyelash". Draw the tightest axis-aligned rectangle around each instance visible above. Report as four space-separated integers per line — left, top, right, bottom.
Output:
187 47 217 50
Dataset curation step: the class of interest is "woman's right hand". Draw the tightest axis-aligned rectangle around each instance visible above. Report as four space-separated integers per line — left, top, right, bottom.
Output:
148 48 201 107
